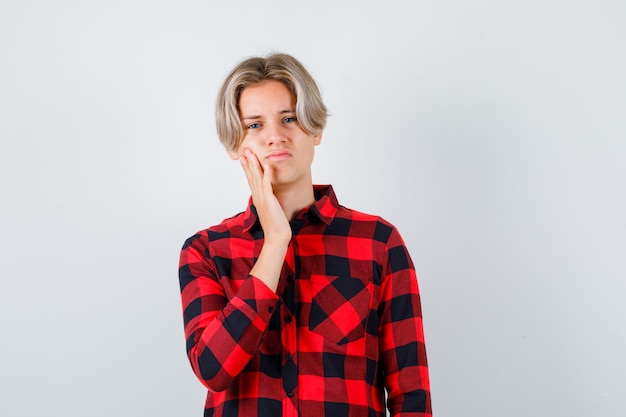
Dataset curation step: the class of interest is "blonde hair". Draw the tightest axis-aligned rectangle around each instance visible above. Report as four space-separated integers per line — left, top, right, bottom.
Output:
216 53 328 152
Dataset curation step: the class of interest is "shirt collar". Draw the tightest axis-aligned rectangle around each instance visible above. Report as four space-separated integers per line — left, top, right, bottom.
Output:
243 184 339 233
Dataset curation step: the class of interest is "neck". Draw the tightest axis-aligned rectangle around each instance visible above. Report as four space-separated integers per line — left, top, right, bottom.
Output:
273 183 316 221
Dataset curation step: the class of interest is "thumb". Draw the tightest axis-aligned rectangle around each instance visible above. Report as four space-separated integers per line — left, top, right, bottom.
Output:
262 164 273 189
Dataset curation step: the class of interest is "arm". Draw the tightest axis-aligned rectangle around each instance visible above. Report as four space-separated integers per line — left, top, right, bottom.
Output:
379 226 432 416
179 234 280 392
178 149 291 392
239 148 291 292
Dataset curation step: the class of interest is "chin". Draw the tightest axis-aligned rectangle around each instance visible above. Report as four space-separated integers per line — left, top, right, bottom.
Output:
271 178 296 189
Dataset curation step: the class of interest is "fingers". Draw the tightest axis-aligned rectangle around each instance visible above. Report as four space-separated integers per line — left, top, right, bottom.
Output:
238 149 291 242
240 150 262 186
262 162 273 189
240 149 272 198
239 149 259 174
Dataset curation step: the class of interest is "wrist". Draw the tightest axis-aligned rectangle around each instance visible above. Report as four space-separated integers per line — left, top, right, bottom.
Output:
262 234 291 248
263 229 292 247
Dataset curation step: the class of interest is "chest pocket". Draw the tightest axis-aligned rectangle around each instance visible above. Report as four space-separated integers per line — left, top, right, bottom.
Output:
309 274 371 344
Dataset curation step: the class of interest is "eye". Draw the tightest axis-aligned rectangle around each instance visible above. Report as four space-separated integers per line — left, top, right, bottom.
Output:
283 116 297 123
247 122 261 129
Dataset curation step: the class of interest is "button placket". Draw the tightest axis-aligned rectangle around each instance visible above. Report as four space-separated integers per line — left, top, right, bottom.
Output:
281 277 298 403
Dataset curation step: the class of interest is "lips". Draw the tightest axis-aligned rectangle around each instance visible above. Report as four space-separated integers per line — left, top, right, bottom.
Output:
266 150 292 161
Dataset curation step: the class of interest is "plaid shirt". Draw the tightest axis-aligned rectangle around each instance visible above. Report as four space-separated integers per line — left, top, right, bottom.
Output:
179 185 431 417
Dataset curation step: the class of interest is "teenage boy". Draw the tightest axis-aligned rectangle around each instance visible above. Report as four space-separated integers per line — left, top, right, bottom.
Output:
178 53 432 417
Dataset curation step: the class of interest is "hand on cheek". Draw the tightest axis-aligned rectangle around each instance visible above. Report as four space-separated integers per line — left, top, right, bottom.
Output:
239 149 291 244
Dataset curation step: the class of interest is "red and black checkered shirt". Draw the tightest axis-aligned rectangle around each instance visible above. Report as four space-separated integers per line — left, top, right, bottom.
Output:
179 185 431 417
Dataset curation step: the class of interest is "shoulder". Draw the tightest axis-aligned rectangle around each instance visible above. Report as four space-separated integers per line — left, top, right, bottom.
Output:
181 211 247 249
333 204 403 245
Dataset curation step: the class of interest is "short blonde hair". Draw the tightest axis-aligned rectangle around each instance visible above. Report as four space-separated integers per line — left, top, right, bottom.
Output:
216 53 328 152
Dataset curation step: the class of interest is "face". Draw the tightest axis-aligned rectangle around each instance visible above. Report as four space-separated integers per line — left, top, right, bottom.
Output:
229 80 322 190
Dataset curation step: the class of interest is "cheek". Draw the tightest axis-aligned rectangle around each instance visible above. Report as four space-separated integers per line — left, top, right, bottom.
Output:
237 137 262 156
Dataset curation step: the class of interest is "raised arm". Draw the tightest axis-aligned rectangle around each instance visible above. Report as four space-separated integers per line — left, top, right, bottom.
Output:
179 149 292 392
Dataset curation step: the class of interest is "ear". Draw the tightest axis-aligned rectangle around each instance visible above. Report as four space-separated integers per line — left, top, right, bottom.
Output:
313 132 323 146
227 147 240 160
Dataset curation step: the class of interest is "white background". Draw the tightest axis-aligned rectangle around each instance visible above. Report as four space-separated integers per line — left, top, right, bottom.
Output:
1 1 625 416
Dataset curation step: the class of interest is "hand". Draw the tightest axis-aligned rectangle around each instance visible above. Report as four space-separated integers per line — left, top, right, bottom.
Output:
239 149 292 245
239 149 291 292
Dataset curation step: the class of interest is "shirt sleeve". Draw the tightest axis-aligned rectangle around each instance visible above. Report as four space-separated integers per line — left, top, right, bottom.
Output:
379 226 432 416
178 231 280 392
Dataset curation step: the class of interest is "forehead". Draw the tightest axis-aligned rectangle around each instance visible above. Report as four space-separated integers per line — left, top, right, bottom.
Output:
238 81 295 114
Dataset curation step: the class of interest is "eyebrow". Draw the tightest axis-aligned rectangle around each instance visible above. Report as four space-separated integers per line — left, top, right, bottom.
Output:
241 109 296 121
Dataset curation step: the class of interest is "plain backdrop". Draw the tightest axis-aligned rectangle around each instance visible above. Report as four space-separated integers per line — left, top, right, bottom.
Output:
1 1 625 416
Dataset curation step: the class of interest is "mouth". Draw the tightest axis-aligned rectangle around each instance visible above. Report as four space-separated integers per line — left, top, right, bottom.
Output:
266 150 292 161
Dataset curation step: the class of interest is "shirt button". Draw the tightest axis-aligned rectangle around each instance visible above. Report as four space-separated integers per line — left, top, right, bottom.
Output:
285 315 293 324
268 306 274 313
286 354 292 361
287 391 294 398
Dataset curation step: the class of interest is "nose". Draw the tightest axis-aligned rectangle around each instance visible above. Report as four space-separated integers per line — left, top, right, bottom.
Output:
265 121 286 147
